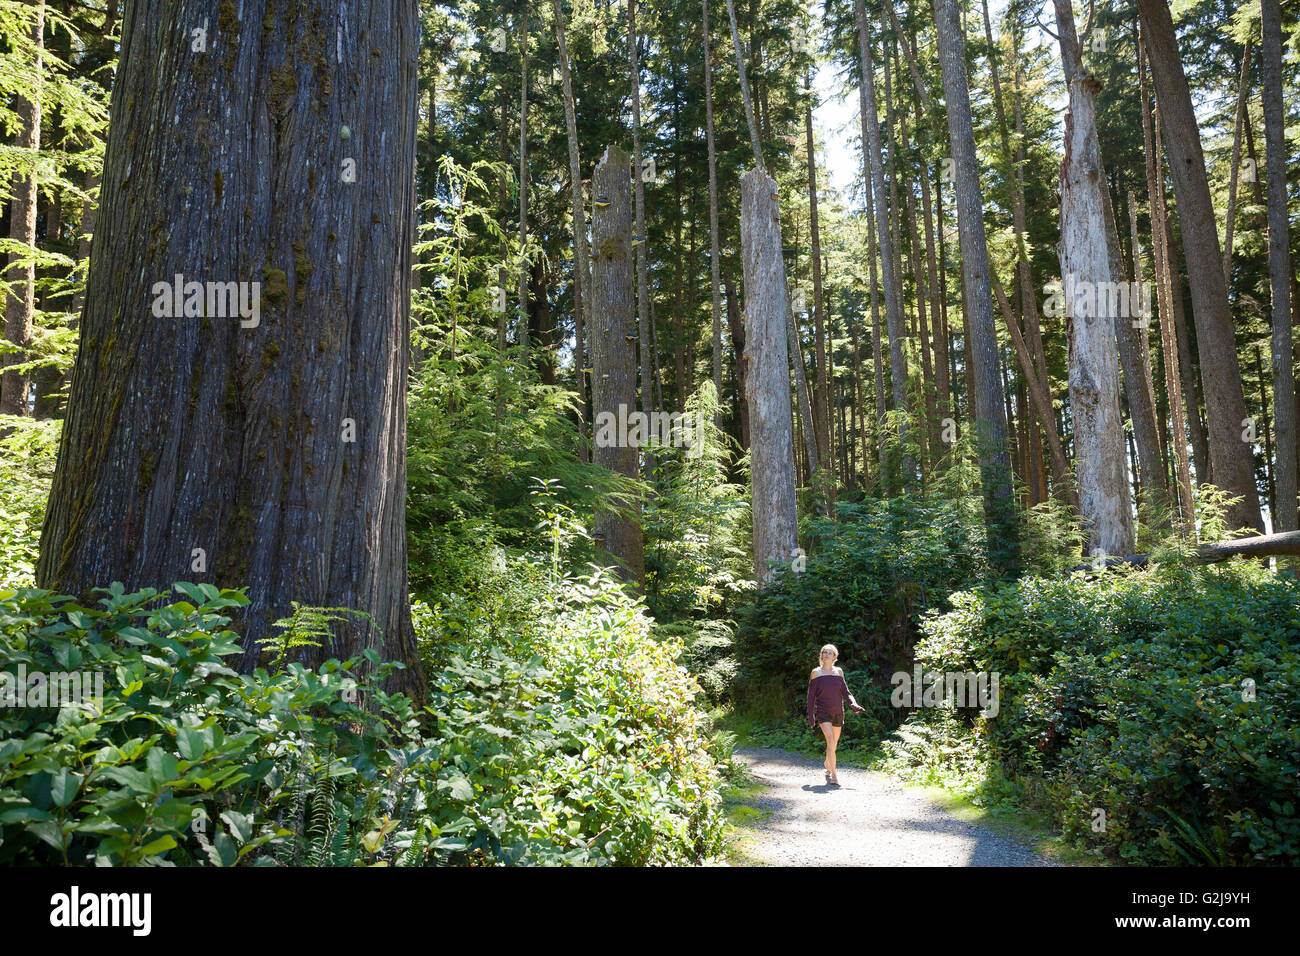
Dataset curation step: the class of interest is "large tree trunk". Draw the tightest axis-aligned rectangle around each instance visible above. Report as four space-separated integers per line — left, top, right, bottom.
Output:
1054 1 1134 557
552 0 589 458
1 0 45 416
1261 0 1296 532
590 145 645 583
741 170 798 579
932 0 1019 571
37 0 423 696
1137 0 1263 534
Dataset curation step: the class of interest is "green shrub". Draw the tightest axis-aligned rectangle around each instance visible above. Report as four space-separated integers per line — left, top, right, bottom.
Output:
1 571 727 866
912 561 1300 864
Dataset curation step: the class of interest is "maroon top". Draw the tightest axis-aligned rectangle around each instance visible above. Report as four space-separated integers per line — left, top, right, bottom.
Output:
807 671 858 726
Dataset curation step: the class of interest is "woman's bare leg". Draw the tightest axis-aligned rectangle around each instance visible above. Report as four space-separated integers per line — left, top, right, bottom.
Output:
828 725 842 781
819 721 834 777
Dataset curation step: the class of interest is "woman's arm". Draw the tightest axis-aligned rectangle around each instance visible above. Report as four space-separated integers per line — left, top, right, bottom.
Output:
807 677 817 728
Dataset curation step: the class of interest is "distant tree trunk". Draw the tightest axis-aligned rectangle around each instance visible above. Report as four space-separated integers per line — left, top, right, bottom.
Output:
590 145 645 583
1222 40 1252 286
866 178 887 477
37 0 424 696
552 0 590 459
725 276 749 449
1138 26 1195 528
1137 0 1263 534
517 11 529 357
1 0 45 416
741 169 798 579
724 0 764 170
788 289 821 494
933 0 1020 570
805 71 829 473
854 0 910 471
704 0 723 412
918 102 950 460
1261 0 1296 532
992 274 1075 508
631 0 655 469
1127 188 1168 511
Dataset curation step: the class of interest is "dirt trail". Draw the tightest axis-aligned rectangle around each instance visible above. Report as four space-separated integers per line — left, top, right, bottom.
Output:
733 747 1055 867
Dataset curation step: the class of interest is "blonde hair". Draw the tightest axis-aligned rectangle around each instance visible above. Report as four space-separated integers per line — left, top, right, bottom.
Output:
819 644 838 660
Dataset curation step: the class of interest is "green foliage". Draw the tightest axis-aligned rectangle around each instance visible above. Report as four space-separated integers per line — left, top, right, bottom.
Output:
0 571 727 866
405 157 641 603
644 381 753 620
0 583 418 866
260 604 377 675
414 566 727 864
911 561 1300 864
0 416 58 588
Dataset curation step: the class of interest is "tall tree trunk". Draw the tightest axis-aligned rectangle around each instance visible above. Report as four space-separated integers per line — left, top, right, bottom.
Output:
590 145 645 583
1127 188 1168 512
552 0 589 459
741 169 798 579
918 103 950 461
37 0 423 696
865 156 887 478
854 0 910 473
517 10 529 356
725 0 764 170
703 0 723 413
805 71 829 472
631 0 650 423
1222 39 1252 286
1139 26 1196 528
1137 0 1263 533
1 0 45 416
1261 0 1296 532
933 0 1020 570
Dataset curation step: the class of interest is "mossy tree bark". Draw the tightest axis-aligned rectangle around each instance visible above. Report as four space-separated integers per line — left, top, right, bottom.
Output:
36 0 424 697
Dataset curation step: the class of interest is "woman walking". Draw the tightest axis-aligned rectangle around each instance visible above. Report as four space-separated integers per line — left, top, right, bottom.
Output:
807 644 863 786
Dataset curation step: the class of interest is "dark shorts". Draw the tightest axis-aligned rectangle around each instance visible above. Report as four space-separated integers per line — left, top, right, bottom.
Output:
814 711 843 728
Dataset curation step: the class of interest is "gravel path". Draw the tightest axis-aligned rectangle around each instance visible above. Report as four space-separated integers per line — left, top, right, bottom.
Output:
733 747 1055 867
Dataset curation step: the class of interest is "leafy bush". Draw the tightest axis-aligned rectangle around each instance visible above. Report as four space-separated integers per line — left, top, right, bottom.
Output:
912 561 1300 864
1 572 727 866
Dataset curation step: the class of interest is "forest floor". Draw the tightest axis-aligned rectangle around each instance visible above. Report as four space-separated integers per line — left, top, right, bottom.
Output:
726 747 1060 867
